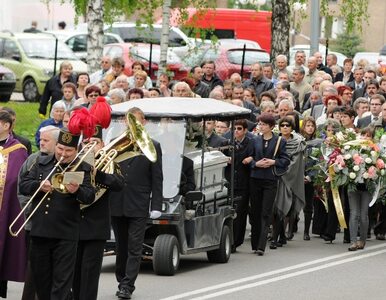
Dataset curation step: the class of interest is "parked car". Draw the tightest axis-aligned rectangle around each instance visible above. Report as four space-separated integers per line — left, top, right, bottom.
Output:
46 30 124 62
289 44 347 66
353 52 383 66
105 23 194 59
0 32 87 102
217 38 261 49
103 43 189 80
104 97 251 275
183 45 270 81
0 64 16 102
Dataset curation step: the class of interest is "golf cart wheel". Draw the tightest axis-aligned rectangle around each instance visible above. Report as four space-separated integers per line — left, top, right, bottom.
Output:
153 234 180 276
207 225 231 263
23 78 40 102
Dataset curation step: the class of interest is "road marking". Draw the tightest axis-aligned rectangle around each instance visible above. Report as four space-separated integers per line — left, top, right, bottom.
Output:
191 248 386 299
161 243 386 300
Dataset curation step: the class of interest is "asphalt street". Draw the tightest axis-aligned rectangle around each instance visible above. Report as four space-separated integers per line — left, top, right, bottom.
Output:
8 221 386 300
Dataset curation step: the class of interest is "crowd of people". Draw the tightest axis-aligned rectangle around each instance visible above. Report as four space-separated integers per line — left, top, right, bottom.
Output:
1 49 386 299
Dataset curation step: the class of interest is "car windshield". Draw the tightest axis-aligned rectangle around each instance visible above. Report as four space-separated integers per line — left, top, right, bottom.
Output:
105 117 186 199
19 38 78 60
130 47 182 64
227 50 270 65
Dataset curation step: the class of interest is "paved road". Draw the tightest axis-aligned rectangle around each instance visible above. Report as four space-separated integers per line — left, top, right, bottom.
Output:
8 222 386 300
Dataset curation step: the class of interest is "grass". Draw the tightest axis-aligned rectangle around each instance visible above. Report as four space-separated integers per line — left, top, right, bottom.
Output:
5 101 40 152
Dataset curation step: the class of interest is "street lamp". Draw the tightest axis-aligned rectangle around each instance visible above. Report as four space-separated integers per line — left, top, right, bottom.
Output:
291 2 307 46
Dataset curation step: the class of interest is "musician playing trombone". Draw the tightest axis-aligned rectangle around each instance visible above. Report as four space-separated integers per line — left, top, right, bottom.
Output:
72 125 124 300
19 128 95 300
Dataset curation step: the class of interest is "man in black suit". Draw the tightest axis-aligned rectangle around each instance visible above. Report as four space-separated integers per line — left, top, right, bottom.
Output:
72 127 125 300
110 108 163 299
19 129 95 300
352 73 378 101
357 94 385 128
347 68 364 90
203 120 227 148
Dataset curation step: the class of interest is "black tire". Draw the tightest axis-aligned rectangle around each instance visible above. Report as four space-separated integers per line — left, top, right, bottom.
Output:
23 78 40 102
0 95 11 102
207 225 231 263
153 234 180 276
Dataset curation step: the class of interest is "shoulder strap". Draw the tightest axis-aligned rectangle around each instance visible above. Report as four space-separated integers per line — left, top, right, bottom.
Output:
273 136 282 158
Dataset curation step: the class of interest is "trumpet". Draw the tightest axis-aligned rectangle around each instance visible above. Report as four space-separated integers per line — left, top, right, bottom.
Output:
9 141 98 237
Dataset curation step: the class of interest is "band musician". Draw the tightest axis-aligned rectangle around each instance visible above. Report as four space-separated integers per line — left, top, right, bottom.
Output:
72 125 124 300
19 128 95 300
110 107 163 299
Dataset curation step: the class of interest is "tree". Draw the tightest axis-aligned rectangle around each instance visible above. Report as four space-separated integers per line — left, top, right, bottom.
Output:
330 32 364 58
271 0 369 61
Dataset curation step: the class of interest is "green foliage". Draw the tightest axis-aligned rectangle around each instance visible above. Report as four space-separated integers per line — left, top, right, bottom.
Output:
227 0 271 10
330 31 365 57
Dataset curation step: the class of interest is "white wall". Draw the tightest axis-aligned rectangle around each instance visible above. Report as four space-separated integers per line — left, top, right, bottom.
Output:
1 0 77 32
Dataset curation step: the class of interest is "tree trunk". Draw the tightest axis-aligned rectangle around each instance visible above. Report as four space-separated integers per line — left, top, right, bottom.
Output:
271 0 290 62
87 0 104 74
159 0 172 76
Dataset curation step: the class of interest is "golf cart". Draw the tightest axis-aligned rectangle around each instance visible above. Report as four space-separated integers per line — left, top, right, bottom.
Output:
105 97 251 275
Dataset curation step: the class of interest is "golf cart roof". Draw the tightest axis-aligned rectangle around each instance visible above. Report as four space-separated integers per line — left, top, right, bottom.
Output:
111 97 251 120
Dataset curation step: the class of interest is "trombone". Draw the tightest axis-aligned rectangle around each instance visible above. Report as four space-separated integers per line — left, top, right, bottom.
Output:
9 141 98 237
9 157 64 237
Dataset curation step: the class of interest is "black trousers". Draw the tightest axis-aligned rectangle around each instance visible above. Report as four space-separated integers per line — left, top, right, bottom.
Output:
30 237 77 300
22 230 38 300
233 189 249 248
249 178 277 251
111 216 147 294
72 240 105 300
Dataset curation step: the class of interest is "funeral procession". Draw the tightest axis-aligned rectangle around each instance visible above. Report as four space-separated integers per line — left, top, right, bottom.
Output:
1 0 386 299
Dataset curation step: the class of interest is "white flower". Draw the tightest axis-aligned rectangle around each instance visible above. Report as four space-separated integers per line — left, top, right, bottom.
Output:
371 151 377 157
365 157 373 164
349 172 356 179
344 154 352 160
344 145 351 150
336 132 345 141
363 172 369 179
353 165 360 172
381 169 385 176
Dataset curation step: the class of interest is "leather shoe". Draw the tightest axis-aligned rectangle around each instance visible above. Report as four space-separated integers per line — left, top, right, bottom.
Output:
348 243 358 251
256 249 264 256
269 242 277 249
117 288 132 299
376 233 385 240
356 241 366 250
303 233 310 241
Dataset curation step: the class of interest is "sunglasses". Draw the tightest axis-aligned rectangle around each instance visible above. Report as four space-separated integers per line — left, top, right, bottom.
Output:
235 127 244 131
88 93 99 97
280 123 291 128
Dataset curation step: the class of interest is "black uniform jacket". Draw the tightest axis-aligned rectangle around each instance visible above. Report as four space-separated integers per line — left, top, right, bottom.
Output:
224 136 254 190
109 140 163 218
79 167 124 240
19 154 95 241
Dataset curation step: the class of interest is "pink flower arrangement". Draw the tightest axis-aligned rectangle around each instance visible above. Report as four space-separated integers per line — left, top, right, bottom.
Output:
368 166 377 179
353 153 363 165
376 158 385 169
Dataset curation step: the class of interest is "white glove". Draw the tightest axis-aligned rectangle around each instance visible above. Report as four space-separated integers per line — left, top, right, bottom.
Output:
150 210 162 219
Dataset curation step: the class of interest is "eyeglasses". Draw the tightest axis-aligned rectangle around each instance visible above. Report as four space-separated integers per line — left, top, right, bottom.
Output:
371 103 382 106
280 123 291 128
235 127 244 131
88 93 99 97
343 92 352 95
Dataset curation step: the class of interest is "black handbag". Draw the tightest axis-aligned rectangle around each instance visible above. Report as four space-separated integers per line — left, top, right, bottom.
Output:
272 136 288 177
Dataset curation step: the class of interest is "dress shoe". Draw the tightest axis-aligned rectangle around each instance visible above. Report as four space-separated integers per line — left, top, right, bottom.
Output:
117 287 132 299
376 233 385 240
278 237 287 245
286 233 294 241
256 249 264 256
321 234 334 243
269 242 277 249
356 241 366 250
343 239 350 244
303 233 310 241
348 243 358 251
231 245 237 253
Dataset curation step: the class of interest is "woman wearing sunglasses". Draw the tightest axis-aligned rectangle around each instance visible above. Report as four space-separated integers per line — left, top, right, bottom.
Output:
271 116 306 249
244 113 290 256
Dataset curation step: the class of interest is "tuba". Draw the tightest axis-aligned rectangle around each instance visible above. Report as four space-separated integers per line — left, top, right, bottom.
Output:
80 112 157 209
